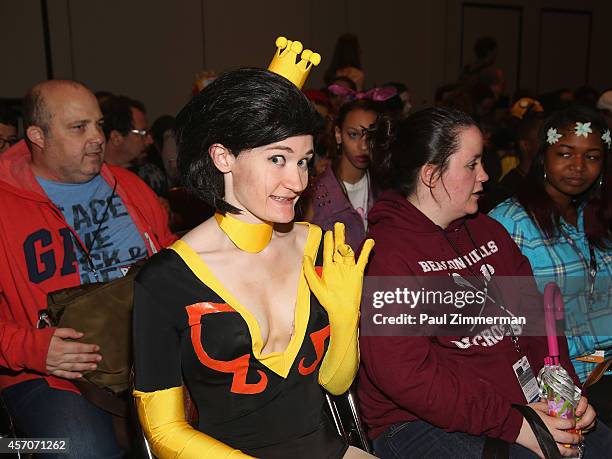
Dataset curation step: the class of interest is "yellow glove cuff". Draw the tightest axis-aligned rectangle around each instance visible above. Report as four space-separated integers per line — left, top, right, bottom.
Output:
133 387 253 458
318 310 360 395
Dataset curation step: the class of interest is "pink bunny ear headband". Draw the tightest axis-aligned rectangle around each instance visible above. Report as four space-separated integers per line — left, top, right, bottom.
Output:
328 84 398 102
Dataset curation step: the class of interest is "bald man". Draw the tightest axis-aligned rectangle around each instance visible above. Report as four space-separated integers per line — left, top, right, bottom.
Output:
0 80 175 457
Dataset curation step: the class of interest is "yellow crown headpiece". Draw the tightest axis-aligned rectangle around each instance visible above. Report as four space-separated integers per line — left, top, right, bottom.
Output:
268 36 321 89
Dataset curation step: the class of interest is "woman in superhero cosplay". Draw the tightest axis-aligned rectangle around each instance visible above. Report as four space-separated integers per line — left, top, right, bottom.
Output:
132 67 374 458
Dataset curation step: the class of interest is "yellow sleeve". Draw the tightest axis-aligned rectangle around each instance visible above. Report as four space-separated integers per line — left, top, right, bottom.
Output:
318 308 360 395
133 387 254 459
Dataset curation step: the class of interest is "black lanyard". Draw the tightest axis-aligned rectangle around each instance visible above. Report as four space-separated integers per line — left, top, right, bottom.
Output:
443 221 522 353
72 179 118 281
559 226 598 306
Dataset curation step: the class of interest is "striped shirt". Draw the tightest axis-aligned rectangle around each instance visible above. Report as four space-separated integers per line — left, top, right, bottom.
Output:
490 199 612 382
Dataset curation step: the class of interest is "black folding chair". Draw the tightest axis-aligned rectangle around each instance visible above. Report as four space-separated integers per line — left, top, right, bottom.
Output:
325 389 372 453
0 397 28 459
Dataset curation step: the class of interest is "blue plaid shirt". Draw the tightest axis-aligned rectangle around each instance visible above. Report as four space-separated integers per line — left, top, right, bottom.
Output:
490 199 612 382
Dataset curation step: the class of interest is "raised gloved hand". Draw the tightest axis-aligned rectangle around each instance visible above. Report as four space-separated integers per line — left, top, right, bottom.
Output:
303 222 374 394
303 222 374 315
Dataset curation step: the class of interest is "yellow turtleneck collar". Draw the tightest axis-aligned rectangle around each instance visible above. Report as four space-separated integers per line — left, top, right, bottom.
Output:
214 212 273 253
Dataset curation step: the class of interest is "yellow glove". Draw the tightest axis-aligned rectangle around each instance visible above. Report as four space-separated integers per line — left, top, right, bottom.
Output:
134 386 254 459
303 222 375 394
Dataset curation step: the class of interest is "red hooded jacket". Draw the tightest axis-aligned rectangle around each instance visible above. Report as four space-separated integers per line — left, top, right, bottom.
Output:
0 141 176 394
358 191 579 443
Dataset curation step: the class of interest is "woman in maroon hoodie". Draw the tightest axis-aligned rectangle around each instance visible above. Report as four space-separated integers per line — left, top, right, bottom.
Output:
358 107 611 458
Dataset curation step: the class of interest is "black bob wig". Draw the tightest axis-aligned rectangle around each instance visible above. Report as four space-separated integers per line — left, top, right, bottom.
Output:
175 67 321 214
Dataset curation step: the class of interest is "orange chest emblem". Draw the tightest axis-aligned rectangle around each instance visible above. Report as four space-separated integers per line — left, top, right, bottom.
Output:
186 302 268 395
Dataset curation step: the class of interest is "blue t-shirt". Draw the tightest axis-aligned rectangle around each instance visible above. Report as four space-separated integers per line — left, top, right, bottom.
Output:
37 175 148 284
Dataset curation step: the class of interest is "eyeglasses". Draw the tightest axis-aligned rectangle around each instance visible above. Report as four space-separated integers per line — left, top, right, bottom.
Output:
128 129 150 138
0 137 18 149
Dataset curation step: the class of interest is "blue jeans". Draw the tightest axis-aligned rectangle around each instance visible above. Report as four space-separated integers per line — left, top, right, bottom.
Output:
2 379 122 459
373 420 612 459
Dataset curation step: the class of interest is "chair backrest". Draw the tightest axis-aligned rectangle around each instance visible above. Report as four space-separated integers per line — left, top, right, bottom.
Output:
0 397 23 459
325 389 372 453
141 435 155 459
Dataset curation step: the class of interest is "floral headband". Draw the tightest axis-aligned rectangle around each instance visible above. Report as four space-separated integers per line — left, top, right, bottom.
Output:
546 122 611 148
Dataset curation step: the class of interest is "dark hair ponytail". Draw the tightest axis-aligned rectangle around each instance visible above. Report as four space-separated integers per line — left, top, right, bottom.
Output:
369 107 477 196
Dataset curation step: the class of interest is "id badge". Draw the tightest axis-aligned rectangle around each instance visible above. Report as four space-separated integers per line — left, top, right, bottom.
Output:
513 356 540 403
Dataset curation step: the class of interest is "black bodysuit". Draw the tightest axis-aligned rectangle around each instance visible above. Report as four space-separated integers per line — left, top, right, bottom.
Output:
133 225 348 458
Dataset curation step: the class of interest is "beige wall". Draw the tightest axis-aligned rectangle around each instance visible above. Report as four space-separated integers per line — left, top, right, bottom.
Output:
2 0 612 121
1 1 48 96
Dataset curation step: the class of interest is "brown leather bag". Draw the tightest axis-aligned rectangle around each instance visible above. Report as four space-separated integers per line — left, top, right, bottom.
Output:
43 262 144 416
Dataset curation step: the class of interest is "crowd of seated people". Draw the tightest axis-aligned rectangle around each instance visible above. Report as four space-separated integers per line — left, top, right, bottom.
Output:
0 31 611 459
